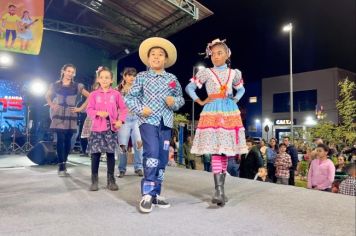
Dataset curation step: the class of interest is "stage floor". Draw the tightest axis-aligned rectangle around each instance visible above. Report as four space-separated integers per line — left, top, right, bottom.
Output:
0 154 355 236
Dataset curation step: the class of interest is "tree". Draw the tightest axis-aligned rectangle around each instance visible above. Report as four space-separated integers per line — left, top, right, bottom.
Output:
335 77 356 144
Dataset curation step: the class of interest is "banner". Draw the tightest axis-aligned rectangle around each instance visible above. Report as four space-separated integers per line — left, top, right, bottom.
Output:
0 0 44 55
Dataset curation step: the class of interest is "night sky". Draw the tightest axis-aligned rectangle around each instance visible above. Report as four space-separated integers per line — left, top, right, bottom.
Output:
119 0 355 117
121 0 355 84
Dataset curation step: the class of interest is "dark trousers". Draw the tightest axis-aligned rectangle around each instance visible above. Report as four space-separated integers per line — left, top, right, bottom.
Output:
56 131 73 164
80 138 88 154
91 152 115 175
139 121 171 196
267 163 277 183
227 158 239 177
185 159 196 170
289 169 295 186
203 162 211 172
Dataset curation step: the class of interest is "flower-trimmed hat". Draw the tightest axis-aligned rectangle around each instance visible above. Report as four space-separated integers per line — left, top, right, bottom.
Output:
138 37 177 68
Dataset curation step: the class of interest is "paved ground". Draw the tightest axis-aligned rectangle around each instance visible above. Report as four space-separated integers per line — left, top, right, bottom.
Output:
0 154 355 236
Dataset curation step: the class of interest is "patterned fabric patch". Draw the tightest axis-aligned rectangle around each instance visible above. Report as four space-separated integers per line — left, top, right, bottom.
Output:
146 158 159 168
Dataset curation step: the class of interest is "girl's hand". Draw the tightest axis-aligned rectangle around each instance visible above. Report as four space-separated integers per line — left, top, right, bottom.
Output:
196 97 215 106
97 111 109 118
142 107 152 117
114 120 123 129
165 96 175 107
70 107 81 113
49 103 59 111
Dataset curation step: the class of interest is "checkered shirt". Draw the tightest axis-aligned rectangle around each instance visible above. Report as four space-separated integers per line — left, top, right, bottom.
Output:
125 70 184 128
274 153 292 178
338 176 356 196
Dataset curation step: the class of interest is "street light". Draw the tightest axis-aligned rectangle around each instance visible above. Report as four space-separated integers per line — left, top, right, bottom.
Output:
283 22 294 141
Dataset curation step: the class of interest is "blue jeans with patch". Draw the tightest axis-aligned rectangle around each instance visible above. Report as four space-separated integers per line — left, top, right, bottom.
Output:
117 115 143 172
139 120 171 197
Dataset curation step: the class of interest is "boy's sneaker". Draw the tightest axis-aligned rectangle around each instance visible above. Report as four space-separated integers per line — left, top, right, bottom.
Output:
139 195 153 213
152 195 171 208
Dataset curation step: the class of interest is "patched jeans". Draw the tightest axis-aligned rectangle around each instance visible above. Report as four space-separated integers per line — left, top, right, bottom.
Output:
139 120 171 196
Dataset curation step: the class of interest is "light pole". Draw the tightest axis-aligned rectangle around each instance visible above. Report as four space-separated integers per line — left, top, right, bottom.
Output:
283 23 294 141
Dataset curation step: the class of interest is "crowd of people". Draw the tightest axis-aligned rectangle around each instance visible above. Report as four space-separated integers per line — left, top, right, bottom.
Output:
176 135 356 196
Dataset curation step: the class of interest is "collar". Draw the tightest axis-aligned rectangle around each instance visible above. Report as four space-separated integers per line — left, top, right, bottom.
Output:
213 64 228 70
148 68 167 77
98 87 114 93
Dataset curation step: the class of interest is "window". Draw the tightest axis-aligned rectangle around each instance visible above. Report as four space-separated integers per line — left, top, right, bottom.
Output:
249 96 257 103
273 90 317 113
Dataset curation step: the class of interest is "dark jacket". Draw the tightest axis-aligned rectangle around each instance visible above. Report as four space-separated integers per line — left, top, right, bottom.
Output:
286 145 298 170
239 149 263 179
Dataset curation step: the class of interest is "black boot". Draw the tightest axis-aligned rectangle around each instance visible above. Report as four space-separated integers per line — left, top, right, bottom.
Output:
89 174 99 191
212 173 224 206
58 162 69 177
107 173 119 191
221 173 228 202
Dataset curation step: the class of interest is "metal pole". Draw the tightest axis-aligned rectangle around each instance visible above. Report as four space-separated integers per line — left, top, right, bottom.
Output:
289 23 294 142
191 66 195 136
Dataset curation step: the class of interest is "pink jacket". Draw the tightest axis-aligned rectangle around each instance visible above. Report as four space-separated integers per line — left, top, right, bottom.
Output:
307 158 335 190
86 88 128 132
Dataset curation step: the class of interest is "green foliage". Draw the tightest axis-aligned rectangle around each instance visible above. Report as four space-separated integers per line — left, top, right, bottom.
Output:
335 77 356 144
309 121 336 143
298 160 309 177
308 77 356 145
173 113 189 129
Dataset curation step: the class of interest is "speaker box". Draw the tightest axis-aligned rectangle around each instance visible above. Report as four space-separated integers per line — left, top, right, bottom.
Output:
27 141 57 165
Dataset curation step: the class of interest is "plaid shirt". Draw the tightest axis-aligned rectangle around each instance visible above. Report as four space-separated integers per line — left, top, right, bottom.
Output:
274 153 292 178
338 176 356 196
125 69 184 128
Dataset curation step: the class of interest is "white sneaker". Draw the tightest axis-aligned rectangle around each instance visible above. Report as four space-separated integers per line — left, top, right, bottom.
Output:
139 195 153 213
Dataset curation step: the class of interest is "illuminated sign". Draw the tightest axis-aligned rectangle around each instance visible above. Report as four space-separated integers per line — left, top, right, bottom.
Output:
275 119 296 125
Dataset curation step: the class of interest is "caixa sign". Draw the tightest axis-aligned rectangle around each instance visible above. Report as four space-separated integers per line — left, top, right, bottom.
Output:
275 119 296 125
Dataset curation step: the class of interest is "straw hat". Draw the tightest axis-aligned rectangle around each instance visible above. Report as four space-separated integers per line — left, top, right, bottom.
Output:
138 37 177 68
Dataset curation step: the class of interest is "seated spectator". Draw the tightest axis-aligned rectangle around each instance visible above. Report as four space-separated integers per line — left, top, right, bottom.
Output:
239 138 263 179
335 154 348 180
255 167 272 182
331 179 342 193
307 144 335 191
338 163 356 196
274 143 292 185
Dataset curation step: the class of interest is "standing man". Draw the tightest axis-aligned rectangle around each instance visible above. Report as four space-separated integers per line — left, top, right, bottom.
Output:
283 136 298 185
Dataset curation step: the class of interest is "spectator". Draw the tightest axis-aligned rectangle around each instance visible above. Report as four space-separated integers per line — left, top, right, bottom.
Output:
168 139 177 167
260 139 268 167
183 135 196 170
239 139 263 179
283 136 299 185
274 143 292 185
307 144 335 191
227 156 239 177
202 154 211 172
266 138 278 183
338 163 356 196
255 167 272 182
335 154 348 180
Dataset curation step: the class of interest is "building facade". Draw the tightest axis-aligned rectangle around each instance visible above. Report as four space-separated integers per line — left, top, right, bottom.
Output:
261 68 355 142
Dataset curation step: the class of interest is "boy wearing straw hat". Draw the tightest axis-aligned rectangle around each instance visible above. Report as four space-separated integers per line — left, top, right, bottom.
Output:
125 37 185 213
